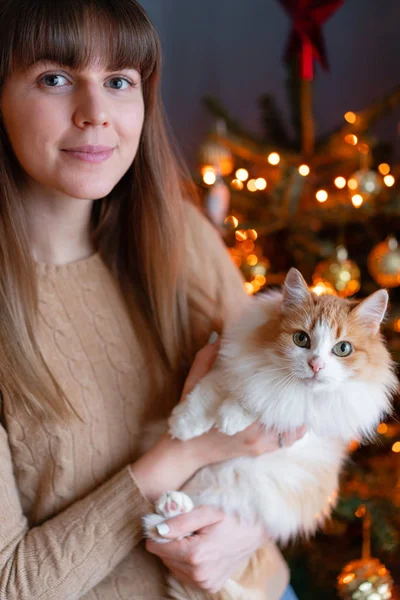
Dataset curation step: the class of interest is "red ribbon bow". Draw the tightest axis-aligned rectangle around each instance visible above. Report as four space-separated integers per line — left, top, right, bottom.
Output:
278 0 344 80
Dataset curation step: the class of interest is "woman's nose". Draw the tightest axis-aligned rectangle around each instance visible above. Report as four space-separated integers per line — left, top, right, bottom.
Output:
73 87 110 129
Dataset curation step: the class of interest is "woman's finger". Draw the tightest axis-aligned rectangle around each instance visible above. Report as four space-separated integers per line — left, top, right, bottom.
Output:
180 335 220 399
152 504 225 540
281 426 307 447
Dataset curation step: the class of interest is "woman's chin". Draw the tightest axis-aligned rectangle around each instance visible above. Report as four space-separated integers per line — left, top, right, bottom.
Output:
58 180 119 201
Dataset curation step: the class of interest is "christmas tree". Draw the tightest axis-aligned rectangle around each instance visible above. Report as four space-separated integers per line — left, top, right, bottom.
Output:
196 1 400 598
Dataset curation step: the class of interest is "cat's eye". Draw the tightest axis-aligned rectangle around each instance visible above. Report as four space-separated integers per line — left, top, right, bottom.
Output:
332 341 353 357
293 331 310 349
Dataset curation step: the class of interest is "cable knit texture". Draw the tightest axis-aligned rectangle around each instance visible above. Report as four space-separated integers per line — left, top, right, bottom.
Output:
0 203 288 599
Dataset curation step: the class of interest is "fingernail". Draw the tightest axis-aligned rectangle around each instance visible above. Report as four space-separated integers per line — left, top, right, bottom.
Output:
208 331 219 345
156 523 170 536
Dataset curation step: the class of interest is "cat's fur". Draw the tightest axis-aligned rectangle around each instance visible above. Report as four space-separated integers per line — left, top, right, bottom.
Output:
143 268 398 600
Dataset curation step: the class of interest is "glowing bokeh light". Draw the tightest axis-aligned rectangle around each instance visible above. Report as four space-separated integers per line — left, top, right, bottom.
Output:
236 168 249 181
378 163 390 176
298 164 310 176
351 194 363 208
255 177 267 190
203 170 216 185
334 176 347 189
344 111 357 124
247 179 258 192
316 189 328 203
268 152 280 165
384 174 395 187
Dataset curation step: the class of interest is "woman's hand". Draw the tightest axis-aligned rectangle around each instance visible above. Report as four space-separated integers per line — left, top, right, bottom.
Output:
146 505 267 593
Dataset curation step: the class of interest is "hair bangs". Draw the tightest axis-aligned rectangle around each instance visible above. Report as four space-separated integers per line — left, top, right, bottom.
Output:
3 0 159 81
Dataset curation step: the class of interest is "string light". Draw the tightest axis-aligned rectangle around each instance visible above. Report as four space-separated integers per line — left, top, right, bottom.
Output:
298 164 310 176
355 504 367 518
334 176 347 189
383 174 395 187
255 274 266 286
316 189 328 203
347 178 358 190
377 423 388 434
203 170 216 185
344 111 357 124
236 168 249 181
392 442 400 453
247 179 258 192
351 194 363 208
235 230 247 242
378 163 390 176
255 177 267 190
268 152 280 165
344 134 358 145
224 215 239 228
230 178 244 190
247 254 258 266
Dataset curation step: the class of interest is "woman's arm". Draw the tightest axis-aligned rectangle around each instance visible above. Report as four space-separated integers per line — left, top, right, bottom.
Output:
0 341 289 600
0 419 151 600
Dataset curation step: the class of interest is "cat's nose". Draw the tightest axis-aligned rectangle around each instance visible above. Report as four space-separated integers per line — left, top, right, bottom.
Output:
309 358 325 373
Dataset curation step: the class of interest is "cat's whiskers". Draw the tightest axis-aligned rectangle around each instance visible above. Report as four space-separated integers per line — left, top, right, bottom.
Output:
267 373 298 398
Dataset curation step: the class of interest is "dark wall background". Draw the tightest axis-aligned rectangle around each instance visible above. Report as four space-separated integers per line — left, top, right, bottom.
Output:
140 0 400 169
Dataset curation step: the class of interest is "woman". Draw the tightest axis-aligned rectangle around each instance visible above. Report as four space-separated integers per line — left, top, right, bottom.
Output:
0 0 300 598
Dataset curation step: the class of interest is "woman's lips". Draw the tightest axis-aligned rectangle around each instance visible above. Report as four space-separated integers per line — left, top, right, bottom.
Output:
61 145 115 163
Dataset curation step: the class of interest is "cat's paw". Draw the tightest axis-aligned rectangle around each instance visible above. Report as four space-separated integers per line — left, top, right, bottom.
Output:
168 404 212 440
142 492 194 543
142 512 171 543
156 491 194 518
217 403 255 435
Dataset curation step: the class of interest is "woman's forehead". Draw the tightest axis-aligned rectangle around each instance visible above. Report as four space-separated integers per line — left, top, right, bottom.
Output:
5 6 157 81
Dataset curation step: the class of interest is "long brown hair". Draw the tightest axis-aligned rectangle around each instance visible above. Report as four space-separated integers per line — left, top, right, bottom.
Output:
0 0 195 420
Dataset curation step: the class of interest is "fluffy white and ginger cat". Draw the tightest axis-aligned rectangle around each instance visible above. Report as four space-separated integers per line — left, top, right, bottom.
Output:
143 268 397 600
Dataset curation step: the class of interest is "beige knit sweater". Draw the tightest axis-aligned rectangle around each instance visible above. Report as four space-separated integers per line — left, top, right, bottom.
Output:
0 203 289 599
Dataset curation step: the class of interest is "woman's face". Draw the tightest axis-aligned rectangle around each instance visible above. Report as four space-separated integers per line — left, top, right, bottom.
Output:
0 60 145 200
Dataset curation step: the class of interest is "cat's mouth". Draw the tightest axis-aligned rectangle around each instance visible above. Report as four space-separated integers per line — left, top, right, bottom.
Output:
303 373 329 386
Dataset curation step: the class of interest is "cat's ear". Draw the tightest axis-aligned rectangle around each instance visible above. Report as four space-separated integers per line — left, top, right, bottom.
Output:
351 289 389 333
282 268 311 308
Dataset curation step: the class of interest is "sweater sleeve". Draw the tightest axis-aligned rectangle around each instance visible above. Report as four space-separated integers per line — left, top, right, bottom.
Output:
183 201 251 348
0 422 152 600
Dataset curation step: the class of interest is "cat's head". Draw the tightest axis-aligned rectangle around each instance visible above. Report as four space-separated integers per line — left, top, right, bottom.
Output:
278 268 392 393
250 268 397 438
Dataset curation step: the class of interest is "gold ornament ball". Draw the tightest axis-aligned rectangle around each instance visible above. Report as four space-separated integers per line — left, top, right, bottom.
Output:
199 140 234 176
368 236 400 288
337 558 393 600
313 248 360 297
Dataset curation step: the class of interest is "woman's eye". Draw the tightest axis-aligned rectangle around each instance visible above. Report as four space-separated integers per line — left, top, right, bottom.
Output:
106 77 132 90
39 74 69 87
293 331 311 349
332 341 353 357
